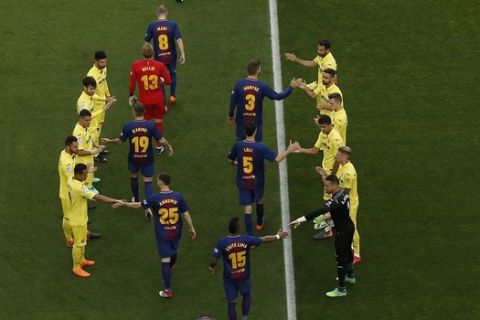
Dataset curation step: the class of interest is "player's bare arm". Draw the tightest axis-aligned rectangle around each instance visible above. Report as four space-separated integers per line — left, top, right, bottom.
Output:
275 140 300 162
209 257 218 274
177 38 185 64
284 53 317 68
259 229 289 242
101 137 123 145
159 137 173 156
296 145 320 155
181 211 196 239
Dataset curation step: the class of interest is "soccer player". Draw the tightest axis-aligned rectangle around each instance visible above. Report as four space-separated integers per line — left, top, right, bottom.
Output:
299 69 343 117
144 5 185 104
328 93 348 144
317 147 361 264
295 115 344 201
58 135 78 247
101 101 173 201
113 173 196 298
76 76 116 163
289 175 355 298
209 217 288 320
228 123 299 235
87 50 115 154
129 43 171 154
228 60 301 142
68 163 124 278
73 109 105 193
285 39 337 84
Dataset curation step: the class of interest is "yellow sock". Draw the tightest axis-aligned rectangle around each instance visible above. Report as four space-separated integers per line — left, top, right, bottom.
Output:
353 229 360 256
62 218 73 242
72 245 84 270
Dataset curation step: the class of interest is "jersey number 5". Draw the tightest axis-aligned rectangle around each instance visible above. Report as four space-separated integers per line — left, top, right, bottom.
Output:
243 156 253 174
228 251 246 269
159 207 179 225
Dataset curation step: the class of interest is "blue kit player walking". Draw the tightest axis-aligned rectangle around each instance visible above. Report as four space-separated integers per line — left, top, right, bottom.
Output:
101 101 173 201
228 60 301 141
209 217 288 320
144 5 185 105
114 173 196 299
227 123 299 234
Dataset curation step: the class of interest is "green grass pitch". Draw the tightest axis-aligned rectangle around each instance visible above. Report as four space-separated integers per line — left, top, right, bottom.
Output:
0 0 479 319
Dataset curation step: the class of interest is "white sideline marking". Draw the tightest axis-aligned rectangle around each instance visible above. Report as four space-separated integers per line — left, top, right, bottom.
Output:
268 1 297 319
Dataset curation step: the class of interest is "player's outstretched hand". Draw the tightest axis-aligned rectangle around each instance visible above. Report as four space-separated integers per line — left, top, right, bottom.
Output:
189 227 197 240
287 140 300 153
179 53 186 64
100 138 111 144
144 208 153 221
87 165 98 173
290 78 303 88
288 220 301 229
112 201 126 209
276 229 289 239
285 52 297 61
315 166 327 178
166 146 173 157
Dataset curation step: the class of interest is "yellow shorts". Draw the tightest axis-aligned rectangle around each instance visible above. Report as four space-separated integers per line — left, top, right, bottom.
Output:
60 198 70 219
71 225 88 247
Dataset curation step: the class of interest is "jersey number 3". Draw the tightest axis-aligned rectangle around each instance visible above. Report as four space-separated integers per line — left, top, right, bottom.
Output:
244 94 256 111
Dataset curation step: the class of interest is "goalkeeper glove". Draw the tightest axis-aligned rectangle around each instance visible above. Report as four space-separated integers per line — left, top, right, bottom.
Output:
144 208 153 222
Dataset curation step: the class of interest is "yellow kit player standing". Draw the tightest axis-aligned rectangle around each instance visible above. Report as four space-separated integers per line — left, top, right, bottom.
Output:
317 147 361 263
76 76 116 163
58 135 78 247
68 163 124 278
73 110 103 193
296 115 344 200
87 51 115 151
328 93 348 144
285 39 337 84
299 69 343 117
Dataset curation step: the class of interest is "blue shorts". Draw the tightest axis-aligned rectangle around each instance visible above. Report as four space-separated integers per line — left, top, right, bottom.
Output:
238 187 264 206
156 238 180 259
128 161 154 177
223 277 251 301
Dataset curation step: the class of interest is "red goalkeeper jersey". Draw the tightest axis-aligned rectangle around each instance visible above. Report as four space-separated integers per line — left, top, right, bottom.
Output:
129 59 171 105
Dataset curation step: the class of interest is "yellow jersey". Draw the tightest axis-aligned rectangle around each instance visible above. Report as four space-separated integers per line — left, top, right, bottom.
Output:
313 52 337 83
338 161 358 205
68 178 96 227
307 82 343 117
76 91 105 128
58 150 76 199
314 128 344 171
332 108 348 144
87 64 110 124
72 122 94 165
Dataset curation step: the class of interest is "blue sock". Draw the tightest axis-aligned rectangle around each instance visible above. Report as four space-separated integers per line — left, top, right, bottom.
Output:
130 177 139 201
170 69 177 97
145 181 153 198
241 293 251 317
256 204 264 226
161 262 172 290
228 302 237 320
244 214 254 236
170 253 177 268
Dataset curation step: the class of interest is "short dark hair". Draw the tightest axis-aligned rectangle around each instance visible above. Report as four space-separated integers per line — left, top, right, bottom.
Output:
82 76 97 88
133 101 145 116
94 50 107 60
328 93 342 104
158 173 171 186
245 123 256 136
323 68 336 77
318 39 331 49
228 217 240 234
79 109 92 118
317 114 332 125
74 163 88 175
247 60 261 75
65 135 78 146
325 174 340 185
